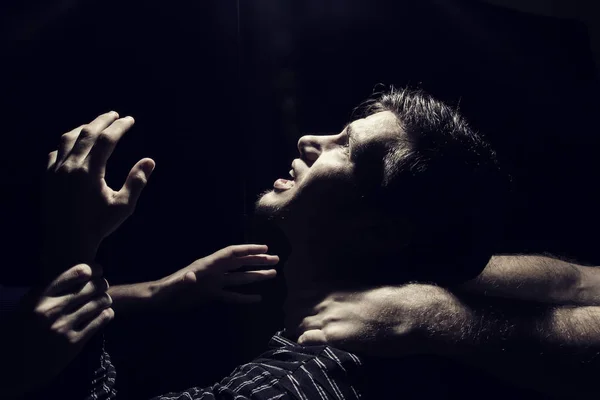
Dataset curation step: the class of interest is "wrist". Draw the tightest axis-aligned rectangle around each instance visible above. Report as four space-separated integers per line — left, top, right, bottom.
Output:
107 281 160 314
145 277 179 309
145 273 206 311
147 279 166 301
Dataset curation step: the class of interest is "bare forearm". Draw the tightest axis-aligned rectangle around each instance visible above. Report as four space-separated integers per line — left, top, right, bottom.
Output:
431 293 600 397
460 255 600 305
107 282 160 315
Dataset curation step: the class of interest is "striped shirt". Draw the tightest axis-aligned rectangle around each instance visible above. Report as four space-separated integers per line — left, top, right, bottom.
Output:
24 335 117 399
152 331 365 400
84 335 118 400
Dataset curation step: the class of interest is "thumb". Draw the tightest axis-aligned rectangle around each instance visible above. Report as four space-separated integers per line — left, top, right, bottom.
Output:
297 329 327 346
119 158 155 206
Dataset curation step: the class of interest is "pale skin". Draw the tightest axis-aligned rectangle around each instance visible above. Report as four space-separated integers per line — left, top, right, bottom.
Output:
51 109 599 398
5 112 278 398
293 257 600 342
253 110 600 397
43 111 279 311
256 111 404 294
292 259 600 397
42 112 155 277
23 107 600 397
294 254 600 349
109 244 279 314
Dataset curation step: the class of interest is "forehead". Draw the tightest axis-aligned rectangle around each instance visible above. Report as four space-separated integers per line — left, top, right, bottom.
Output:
349 111 401 146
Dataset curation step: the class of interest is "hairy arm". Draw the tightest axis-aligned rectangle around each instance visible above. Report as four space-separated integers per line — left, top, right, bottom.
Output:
431 253 600 396
460 254 600 305
297 279 600 398
420 287 600 398
297 256 600 396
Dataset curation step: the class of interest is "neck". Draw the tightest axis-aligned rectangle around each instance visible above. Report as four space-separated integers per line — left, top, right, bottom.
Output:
281 238 360 341
282 252 327 341
282 232 352 291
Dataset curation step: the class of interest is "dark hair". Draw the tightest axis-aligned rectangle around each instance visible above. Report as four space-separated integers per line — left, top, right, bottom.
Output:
351 87 511 286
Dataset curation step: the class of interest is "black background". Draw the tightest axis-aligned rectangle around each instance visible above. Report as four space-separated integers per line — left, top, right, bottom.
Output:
1 0 599 398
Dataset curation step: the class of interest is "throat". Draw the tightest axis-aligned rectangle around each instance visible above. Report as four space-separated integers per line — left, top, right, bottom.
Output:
281 241 363 340
282 284 332 342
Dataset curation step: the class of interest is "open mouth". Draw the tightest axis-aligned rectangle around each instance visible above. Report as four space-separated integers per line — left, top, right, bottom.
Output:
273 165 297 191
274 178 295 191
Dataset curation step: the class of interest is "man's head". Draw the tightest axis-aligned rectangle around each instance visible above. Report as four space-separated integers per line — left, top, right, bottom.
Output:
255 87 510 285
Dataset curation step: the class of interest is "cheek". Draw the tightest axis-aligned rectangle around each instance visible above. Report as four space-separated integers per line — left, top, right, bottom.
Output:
305 158 352 186
297 164 356 204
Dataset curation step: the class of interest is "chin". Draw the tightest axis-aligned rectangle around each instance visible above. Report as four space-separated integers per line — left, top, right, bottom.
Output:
254 189 289 222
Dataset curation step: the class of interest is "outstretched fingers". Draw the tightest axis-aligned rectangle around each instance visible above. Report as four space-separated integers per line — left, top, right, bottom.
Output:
227 244 270 257
116 157 155 209
67 112 120 166
223 269 277 287
55 125 83 170
85 116 135 177
235 254 280 267
212 245 280 272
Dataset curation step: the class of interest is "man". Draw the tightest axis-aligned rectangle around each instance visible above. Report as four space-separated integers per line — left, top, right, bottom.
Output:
144 86 512 399
34 87 600 399
153 87 600 398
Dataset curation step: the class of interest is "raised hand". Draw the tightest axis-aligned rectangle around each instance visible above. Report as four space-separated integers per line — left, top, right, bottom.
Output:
42 112 155 275
153 244 279 307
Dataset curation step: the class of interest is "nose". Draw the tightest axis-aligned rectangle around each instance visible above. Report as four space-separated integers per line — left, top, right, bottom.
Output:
297 134 321 164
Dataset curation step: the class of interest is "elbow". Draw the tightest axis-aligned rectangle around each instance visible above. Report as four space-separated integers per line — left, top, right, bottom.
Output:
552 265 584 305
572 266 600 306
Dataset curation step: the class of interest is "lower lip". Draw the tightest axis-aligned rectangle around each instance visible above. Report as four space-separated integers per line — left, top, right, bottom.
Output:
274 179 295 191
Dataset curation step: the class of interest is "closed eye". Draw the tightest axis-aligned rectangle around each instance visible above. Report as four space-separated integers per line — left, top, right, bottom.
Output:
341 133 352 156
341 141 350 154
341 124 355 157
